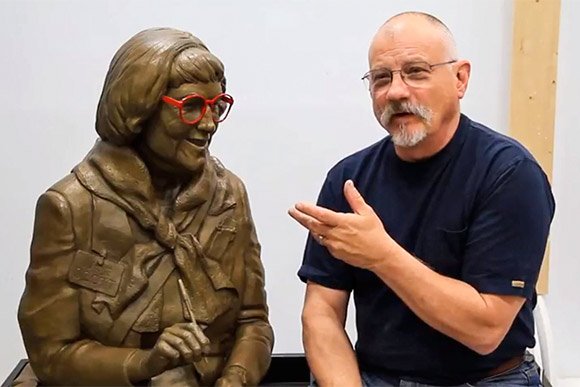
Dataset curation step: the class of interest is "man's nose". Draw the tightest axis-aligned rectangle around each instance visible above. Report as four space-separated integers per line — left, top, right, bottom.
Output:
385 72 411 101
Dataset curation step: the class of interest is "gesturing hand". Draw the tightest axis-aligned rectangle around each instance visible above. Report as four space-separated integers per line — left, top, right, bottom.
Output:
288 180 397 271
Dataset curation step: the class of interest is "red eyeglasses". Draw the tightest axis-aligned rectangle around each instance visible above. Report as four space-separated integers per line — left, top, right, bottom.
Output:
161 93 234 125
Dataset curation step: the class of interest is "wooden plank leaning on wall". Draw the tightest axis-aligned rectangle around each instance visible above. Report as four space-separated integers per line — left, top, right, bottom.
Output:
509 0 561 294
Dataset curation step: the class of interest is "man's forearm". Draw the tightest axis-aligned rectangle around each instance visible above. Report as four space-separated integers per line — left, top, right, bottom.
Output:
373 245 515 355
303 314 361 386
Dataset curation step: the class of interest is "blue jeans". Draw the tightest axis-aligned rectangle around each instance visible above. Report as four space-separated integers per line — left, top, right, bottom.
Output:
361 353 541 387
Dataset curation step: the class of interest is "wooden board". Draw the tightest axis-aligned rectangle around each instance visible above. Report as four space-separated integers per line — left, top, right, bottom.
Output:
509 0 561 294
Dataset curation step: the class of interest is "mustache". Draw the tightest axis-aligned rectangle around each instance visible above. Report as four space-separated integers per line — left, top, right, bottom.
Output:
380 101 433 125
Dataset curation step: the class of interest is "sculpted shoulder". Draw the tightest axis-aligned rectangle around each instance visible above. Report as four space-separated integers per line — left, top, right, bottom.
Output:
47 173 92 205
35 173 93 247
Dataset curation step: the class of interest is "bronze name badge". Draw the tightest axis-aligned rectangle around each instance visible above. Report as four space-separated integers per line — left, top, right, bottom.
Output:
68 250 125 296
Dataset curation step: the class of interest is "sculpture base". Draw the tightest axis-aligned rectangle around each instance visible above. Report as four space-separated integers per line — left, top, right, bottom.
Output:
3 355 312 386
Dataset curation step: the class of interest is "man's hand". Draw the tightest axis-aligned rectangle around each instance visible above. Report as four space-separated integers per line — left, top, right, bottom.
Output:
288 180 398 270
143 322 211 376
290 181 528 356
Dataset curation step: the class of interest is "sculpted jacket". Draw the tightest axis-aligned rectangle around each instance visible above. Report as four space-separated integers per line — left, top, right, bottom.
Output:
18 140 273 386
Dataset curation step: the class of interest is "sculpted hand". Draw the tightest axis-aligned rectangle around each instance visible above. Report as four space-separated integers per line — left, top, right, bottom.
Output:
215 366 247 387
288 180 397 271
144 322 211 376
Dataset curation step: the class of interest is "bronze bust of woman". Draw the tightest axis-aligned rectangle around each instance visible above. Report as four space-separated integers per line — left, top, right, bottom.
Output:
18 28 273 386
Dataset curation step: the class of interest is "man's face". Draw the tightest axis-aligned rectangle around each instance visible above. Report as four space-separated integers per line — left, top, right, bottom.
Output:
368 19 460 147
142 82 223 173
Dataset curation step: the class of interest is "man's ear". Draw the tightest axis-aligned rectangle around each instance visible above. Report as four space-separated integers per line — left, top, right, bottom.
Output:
455 60 471 99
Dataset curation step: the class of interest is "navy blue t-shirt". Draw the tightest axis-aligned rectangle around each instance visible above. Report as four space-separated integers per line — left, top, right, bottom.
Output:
297 114 555 385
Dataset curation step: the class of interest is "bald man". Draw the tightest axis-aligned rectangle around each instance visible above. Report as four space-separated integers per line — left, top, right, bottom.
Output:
290 12 553 386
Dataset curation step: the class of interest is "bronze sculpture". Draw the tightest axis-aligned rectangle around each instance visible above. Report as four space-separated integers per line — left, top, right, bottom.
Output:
17 28 274 386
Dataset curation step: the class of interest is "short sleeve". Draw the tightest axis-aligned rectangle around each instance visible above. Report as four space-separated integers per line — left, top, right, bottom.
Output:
462 159 555 299
297 175 355 291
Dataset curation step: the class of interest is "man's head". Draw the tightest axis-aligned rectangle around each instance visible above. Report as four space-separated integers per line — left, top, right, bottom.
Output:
366 12 470 153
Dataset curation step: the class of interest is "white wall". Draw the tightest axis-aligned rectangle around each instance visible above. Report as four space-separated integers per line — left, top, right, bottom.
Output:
6 0 576 381
546 0 580 380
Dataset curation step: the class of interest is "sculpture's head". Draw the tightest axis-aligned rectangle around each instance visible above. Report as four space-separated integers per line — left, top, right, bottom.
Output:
96 28 232 174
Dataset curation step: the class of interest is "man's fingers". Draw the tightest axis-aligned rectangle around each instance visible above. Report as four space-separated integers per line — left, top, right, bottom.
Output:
288 207 334 236
287 207 320 230
344 180 371 215
292 202 340 226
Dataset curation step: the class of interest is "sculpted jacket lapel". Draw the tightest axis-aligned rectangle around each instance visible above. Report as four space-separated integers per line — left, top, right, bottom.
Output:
73 140 239 328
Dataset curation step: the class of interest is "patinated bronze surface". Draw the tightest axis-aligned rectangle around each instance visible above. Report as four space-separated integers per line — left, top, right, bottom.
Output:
17 28 273 386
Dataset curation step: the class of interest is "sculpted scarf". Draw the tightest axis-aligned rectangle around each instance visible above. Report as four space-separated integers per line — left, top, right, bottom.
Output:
73 140 238 325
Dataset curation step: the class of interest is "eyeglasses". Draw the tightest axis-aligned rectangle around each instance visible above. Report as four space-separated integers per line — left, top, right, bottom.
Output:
361 60 457 94
161 93 234 125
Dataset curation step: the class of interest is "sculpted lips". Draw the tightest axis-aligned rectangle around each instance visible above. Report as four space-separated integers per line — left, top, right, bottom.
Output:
188 138 209 147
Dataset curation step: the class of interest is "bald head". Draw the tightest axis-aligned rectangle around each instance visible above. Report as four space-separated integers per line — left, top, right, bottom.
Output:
385 11 453 33
365 11 471 158
371 12 458 62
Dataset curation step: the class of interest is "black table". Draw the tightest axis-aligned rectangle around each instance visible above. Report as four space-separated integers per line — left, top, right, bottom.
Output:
3 354 311 386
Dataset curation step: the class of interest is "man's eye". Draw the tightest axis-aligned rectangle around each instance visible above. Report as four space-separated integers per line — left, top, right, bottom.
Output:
373 73 392 83
405 66 429 75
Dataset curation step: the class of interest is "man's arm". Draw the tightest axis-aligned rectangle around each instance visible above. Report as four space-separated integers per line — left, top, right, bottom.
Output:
302 281 361 387
289 179 539 356
372 248 525 355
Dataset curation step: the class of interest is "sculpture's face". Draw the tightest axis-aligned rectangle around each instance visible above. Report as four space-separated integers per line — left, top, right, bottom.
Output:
142 81 222 173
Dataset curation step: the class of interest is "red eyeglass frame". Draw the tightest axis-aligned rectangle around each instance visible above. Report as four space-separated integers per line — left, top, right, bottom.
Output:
161 93 234 125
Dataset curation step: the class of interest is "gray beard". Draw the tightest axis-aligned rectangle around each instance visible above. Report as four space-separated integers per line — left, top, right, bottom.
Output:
379 101 432 148
390 123 428 147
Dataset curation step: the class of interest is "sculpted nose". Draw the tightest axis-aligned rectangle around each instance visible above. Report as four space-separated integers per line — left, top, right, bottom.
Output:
196 109 216 133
